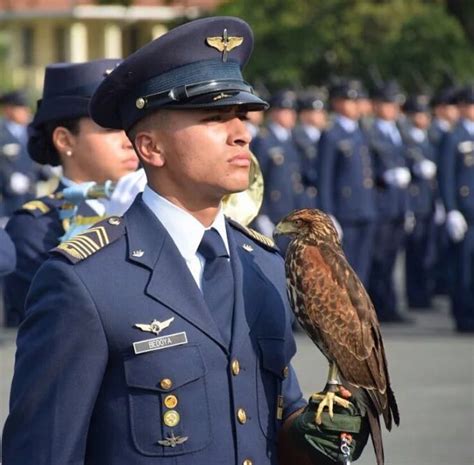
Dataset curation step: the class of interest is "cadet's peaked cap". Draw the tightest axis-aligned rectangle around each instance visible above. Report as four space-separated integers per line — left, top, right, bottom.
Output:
456 84 474 104
403 94 431 114
329 80 364 100
90 17 269 131
372 81 405 104
431 86 458 106
0 90 29 107
297 89 327 111
30 59 122 129
269 90 298 110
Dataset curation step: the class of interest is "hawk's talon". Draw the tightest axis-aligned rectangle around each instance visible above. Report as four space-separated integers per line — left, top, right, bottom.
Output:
311 391 353 424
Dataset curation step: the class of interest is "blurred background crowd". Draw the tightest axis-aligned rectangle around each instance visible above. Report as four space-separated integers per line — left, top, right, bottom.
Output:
0 0 473 333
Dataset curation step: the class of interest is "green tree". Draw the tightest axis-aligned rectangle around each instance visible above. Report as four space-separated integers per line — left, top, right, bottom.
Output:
215 0 474 92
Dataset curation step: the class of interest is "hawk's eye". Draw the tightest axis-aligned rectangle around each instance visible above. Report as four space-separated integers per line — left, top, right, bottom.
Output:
294 219 303 227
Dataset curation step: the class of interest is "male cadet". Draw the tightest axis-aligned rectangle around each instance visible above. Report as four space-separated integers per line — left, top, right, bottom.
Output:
317 80 376 286
400 94 438 309
292 88 328 209
438 85 474 333
2 17 367 465
367 81 413 323
0 90 37 222
429 85 460 294
252 90 305 243
429 85 460 150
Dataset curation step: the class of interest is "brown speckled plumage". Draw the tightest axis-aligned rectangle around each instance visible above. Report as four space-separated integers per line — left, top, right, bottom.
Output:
277 208 399 465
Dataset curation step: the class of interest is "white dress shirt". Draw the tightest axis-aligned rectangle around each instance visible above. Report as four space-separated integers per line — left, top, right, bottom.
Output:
268 122 291 142
142 185 229 290
336 114 358 133
462 118 474 137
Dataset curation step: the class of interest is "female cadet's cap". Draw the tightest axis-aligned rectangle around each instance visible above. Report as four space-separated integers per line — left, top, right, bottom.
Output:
30 58 122 129
28 58 121 165
89 16 269 132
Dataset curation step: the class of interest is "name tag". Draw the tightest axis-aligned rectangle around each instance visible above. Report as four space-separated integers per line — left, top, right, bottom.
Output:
133 331 188 355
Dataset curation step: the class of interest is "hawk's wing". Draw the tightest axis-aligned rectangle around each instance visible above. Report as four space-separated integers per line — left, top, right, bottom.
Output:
287 241 396 428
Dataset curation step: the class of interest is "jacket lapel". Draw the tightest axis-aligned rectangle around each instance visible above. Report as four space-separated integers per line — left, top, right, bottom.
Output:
227 223 268 352
125 197 227 350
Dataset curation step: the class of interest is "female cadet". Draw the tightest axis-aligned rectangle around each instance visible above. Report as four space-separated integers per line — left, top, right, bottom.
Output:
4 59 140 326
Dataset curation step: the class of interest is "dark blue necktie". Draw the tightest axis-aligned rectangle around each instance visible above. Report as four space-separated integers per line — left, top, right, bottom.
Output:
198 228 234 347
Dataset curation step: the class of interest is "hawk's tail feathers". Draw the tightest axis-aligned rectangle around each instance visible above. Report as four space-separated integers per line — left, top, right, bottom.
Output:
388 384 400 427
367 407 385 465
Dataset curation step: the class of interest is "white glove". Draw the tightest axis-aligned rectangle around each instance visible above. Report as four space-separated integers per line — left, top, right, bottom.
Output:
413 159 437 180
102 168 147 216
329 214 343 241
10 172 30 194
254 215 275 238
383 167 411 188
446 210 468 243
434 201 446 225
404 211 416 234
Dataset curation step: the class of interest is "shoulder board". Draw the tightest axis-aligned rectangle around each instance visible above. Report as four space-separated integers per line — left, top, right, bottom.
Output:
19 195 64 217
51 216 124 264
19 200 52 216
228 219 278 252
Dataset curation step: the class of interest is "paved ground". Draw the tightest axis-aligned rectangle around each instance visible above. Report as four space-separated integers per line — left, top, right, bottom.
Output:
1 296 473 465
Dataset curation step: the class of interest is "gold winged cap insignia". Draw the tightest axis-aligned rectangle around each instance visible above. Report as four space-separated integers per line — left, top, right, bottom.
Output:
206 28 243 62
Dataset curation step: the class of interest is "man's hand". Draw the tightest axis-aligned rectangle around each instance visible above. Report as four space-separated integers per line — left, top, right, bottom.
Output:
282 387 369 464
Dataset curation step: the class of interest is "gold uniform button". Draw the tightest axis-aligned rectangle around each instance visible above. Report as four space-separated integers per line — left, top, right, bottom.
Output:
164 394 178 409
108 217 121 225
237 408 247 424
460 185 470 197
231 359 240 376
243 459 253 465
282 366 289 378
163 410 180 427
160 378 173 390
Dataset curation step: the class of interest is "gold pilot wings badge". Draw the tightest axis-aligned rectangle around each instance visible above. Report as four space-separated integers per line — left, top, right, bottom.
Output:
134 317 175 336
206 28 243 62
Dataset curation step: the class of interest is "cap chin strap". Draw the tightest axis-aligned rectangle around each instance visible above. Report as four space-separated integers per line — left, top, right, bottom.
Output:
138 79 255 109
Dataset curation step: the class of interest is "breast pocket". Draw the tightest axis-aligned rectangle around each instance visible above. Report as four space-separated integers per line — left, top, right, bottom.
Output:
256 337 293 441
123 344 212 456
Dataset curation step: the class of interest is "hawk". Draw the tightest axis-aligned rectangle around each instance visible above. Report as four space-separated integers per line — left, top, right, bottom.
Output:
275 208 399 465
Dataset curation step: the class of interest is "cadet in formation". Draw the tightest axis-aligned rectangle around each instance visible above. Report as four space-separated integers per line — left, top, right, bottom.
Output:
2 16 367 465
4 58 139 326
429 85 460 295
0 90 38 221
317 80 377 286
292 88 327 209
438 85 474 333
400 94 438 309
367 81 412 323
251 89 305 246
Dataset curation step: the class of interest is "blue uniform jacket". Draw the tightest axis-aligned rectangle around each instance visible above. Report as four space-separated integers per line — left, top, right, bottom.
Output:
252 127 306 223
4 191 99 322
317 121 376 222
292 125 319 208
0 227 16 276
438 121 474 221
368 124 409 221
0 118 38 217
401 129 437 218
2 196 305 465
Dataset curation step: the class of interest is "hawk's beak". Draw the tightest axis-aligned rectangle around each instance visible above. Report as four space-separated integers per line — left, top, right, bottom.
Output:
273 220 296 238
